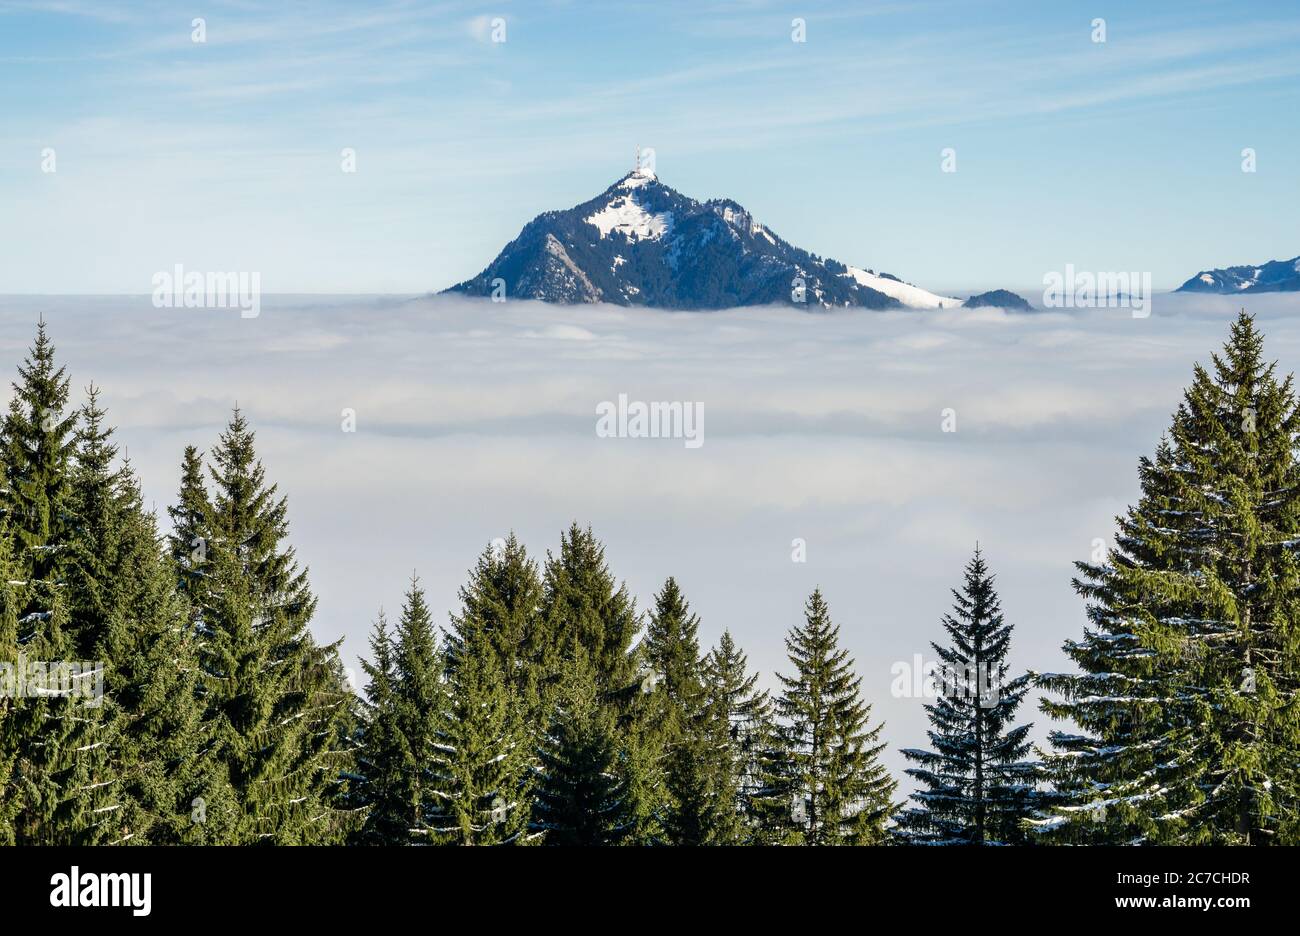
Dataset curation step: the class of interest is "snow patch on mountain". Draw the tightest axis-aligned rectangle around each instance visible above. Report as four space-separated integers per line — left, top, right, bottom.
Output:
585 192 673 241
843 266 959 309
619 170 656 189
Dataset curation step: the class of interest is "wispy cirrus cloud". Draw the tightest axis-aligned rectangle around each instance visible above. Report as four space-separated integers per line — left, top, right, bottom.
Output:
3 1 1299 293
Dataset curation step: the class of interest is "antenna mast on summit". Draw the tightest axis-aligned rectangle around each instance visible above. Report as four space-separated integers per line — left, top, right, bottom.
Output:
634 145 641 176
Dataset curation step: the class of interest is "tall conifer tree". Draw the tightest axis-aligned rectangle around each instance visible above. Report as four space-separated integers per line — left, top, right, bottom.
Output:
193 409 349 843
702 630 773 840
167 444 211 618
536 526 660 841
538 523 639 700
896 548 1040 844
758 589 896 844
67 393 230 843
431 544 540 844
445 534 544 720
644 577 736 844
392 576 443 842
1 320 76 616
0 325 120 845
1038 312 1300 844
355 611 410 845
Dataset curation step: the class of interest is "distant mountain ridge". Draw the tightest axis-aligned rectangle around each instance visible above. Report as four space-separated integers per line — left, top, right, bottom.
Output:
444 169 962 310
1176 256 1300 294
963 289 1033 311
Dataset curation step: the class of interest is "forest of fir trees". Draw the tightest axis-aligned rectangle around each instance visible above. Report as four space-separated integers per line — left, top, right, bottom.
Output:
0 309 1297 845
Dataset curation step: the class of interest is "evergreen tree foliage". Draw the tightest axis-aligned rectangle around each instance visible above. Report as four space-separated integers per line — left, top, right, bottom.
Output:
644 577 736 845
445 533 544 720
1038 311 1300 844
532 657 631 845
166 444 211 616
0 320 77 621
430 626 534 845
644 577 703 740
5 591 120 845
758 589 896 845
0 536 26 844
423 545 543 845
391 575 443 842
0 538 14 842
195 409 350 843
0 327 121 845
538 523 640 701
354 611 410 845
614 712 666 845
702 630 773 840
63 386 121 657
896 548 1040 845
67 395 230 844
534 526 661 842
0 541 15 845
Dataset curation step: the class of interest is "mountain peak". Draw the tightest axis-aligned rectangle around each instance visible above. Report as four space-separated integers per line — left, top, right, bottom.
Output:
444 171 953 310
616 166 658 187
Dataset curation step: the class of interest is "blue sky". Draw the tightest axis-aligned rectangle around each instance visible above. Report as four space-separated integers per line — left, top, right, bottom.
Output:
2 0 1298 293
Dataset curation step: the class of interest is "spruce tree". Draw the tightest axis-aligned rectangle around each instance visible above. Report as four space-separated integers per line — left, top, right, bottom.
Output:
121 487 234 844
538 523 640 701
643 577 735 845
167 444 211 617
759 589 896 844
536 525 661 842
1038 311 1300 844
355 610 411 845
0 324 121 845
1 320 77 618
428 543 545 845
194 409 349 843
392 575 443 842
445 534 544 721
896 548 1040 844
702 630 773 840
61 390 231 843
63 386 121 658
644 577 703 740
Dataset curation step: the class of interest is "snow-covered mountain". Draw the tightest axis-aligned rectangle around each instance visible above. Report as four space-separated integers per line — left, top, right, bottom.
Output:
444 169 960 310
1176 256 1300 294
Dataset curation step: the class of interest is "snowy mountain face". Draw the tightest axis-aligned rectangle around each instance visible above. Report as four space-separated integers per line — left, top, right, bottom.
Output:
445 171 958 310
841 266 958 309
1176 256 1300 294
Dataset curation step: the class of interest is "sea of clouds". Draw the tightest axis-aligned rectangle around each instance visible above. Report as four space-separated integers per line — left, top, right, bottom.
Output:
3 290 1298 792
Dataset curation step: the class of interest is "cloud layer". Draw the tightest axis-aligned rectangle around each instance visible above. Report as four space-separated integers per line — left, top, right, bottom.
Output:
4 291 1300 790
